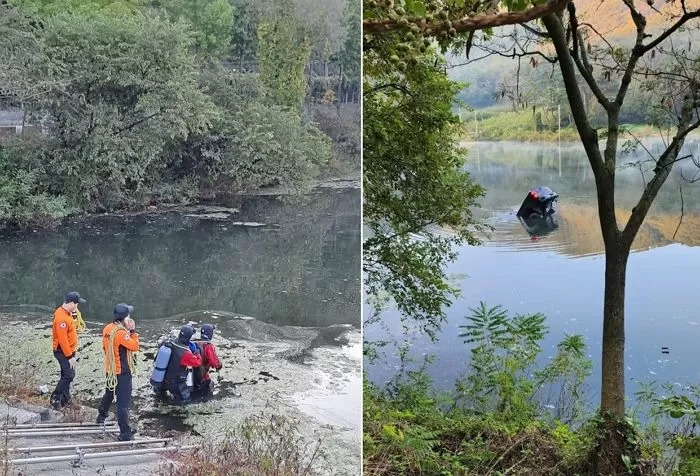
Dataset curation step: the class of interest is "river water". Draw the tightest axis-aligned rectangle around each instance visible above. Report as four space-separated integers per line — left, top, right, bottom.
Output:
365 140 700 406
0 188 360 327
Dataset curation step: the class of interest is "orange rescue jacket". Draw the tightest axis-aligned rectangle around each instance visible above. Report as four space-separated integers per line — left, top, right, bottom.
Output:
52 306 78 358
102 322 140 375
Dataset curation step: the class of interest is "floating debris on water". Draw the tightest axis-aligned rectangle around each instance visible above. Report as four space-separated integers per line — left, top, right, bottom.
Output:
235 221 266 227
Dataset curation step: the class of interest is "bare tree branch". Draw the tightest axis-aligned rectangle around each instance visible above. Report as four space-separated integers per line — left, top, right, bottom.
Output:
568 3 611 110
622 88 699 246
616 0 647 107
642 7 700 54
521 23 550 38
672 183 684 240
448 45 557 68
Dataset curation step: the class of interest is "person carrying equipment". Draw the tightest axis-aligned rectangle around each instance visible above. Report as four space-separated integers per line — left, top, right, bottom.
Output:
192 324 223 397
158 325 202 404
97 304 139 441
51 291 86 409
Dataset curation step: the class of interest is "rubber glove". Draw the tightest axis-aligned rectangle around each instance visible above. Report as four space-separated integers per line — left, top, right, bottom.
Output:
68 357 77 370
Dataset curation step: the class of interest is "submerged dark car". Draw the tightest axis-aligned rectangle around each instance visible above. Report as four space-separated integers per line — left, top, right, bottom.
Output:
516 186 558 218
519 214 558 239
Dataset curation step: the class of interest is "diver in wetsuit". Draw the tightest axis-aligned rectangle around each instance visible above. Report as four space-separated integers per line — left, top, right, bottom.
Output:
191 324 223 398
160 325 202 404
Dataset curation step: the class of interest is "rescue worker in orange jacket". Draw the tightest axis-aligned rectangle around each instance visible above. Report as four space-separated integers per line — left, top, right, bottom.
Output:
192 324 223 397
97 304 139 441
51 291 86 409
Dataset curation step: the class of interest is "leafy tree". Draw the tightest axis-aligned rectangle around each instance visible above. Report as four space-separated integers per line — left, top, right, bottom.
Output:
229 0 260 70
153 0 235 60
0 136 69 227
336 0 361 101
257 0 312 110
0 0 353 226
363 46 485 336
168 69 332 192
9 0 144 15
23 11 213 210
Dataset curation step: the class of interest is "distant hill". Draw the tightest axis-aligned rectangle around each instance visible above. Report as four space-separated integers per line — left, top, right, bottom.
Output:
575 0 696 42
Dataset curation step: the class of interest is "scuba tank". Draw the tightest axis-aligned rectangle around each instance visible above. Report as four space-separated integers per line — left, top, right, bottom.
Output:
150 343 172 389
192 341 207 385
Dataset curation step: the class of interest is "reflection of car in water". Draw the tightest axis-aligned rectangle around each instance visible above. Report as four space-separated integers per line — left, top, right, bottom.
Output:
516 186 558 218
516 187 559 240
519 214 558 240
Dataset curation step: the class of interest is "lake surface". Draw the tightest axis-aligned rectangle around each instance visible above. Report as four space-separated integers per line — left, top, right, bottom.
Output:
365 140 700 404
0 188 361 328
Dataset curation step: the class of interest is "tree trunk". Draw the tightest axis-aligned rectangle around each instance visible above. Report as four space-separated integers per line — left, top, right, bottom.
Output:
600 242 629 417
337 65 343 114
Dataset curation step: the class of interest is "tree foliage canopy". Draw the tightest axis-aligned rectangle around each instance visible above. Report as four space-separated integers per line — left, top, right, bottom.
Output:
364 0 487 336
0 0 357 227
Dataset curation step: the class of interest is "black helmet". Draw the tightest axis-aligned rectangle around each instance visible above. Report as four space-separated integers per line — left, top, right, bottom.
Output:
177 325 195 344
200 324 215 341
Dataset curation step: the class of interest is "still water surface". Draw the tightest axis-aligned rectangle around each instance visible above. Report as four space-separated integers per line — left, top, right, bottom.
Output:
0 188 361 329
366 140 700 402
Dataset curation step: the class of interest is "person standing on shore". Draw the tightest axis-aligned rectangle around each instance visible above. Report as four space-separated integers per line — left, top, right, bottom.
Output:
51 291 86 409
97 303 139 441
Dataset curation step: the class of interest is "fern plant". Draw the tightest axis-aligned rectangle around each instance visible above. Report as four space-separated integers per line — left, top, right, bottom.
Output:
455 302 547 419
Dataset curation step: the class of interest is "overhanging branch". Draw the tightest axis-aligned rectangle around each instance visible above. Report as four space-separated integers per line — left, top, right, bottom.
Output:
363 0 570 35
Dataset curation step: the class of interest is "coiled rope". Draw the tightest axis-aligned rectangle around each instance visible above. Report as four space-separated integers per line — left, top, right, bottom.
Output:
72 309 86 333
105 324 138 391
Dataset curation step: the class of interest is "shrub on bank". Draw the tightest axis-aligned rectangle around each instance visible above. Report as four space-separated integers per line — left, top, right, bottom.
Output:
160 412 327 476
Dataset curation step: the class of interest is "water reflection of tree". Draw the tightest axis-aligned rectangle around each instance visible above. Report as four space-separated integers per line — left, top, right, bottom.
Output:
0 191 360 327
468 141 700 214
495 202 700 257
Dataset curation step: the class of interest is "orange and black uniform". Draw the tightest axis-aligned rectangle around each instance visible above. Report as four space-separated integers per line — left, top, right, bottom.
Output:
51 306 78 406
97 321 139 440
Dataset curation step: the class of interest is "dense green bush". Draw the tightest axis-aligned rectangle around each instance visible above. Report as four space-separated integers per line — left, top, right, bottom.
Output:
167 69 332 192
0 137 70 227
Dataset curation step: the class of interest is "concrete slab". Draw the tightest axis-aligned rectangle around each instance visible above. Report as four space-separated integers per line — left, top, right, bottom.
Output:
0 404 41 425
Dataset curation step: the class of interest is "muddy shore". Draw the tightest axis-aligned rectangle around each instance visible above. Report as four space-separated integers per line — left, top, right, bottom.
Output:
1 312 361 475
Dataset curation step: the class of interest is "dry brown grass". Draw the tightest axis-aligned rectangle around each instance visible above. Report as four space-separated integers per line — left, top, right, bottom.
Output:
159 412 326 476
363 426 568 476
